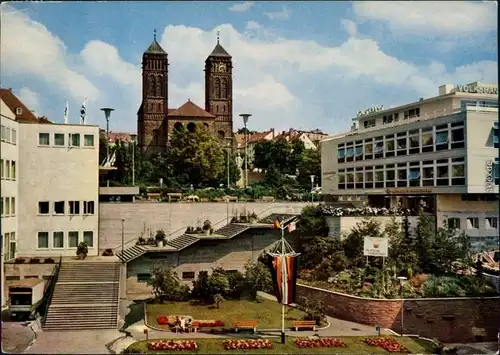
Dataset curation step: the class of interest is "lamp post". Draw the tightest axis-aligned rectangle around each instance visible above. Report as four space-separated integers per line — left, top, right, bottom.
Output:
240 114 252 188
310 175 315 203
131 134 137 186
121 219 125 263
100 108 114 163
397 276 407 336
225 137 232 224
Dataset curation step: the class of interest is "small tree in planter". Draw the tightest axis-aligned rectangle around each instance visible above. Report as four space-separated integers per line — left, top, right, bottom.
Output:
14 257 26 264
155 229 166 247
213 293 224 308
77 242 88 260
249 212 258 223
202 220 212 235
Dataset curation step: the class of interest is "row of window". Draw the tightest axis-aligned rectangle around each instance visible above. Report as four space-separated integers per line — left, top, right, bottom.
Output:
338 122 465 163
1 197 16 217
37 230 94 249
0 159 16 180
38 133 95 148
3 232 16 261
337 158 466 189
447 217 498 230
38 200 95 215
1 124 17 145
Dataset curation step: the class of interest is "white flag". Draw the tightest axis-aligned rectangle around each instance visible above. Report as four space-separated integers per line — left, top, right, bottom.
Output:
287 221 296 233
80 98 86 125
64 101 69 124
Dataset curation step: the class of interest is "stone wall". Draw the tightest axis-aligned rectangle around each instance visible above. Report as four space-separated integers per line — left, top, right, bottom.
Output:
297 284 499 343
126 228 300 295
99 201 310 252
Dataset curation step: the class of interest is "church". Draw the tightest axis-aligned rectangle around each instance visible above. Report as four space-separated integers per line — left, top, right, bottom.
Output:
137 31 234 153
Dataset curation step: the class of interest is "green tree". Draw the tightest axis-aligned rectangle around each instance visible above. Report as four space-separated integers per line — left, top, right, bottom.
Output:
206 267 230 300
220 150 241 187
297 205 329 237
191 271 210 300
385 216 420 276
297 149 321 190
147 265 183 303
343 219 383 267
289 139 306 174
264 165 284 188
167 124 225 187
99 132 109 166
243 259 273 300
253 140 274 169
413 209 436 273
271 138 293 173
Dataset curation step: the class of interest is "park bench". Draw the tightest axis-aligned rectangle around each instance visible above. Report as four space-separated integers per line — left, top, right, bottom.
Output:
190 321 199 333
233 320 258 333
167 193 183 202
292 320 316 331
261 195 275 202
223 195 238 202
147 192 161 201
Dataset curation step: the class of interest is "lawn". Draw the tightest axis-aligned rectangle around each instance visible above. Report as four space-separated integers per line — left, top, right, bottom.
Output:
125 337 434 354
146 297 309 330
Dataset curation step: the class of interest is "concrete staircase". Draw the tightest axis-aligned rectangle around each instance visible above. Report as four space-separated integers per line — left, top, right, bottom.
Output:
43 262 120 331
117 245 146 263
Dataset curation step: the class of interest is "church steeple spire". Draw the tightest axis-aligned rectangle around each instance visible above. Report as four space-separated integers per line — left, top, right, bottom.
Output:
144 28 165 54
154 28 157 41
208 31 231 58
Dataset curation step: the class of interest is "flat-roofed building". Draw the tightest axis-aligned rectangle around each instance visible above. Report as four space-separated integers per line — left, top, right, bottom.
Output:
321 82 499 251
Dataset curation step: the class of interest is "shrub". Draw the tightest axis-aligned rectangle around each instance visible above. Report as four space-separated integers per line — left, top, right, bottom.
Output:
77 242 88 259
29 257 41 264
14 257 26 264
43 257 55 264
202 220 212 231
155 229 166 243
102 249 114 256
122 344 143 354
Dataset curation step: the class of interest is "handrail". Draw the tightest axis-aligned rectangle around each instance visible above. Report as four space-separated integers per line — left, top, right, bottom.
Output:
42 255 62 325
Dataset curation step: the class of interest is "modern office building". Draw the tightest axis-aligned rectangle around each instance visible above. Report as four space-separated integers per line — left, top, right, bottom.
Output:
1 90 100 258
321 82 499 250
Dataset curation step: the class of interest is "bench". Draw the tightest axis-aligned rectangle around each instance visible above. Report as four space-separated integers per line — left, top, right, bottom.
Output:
222 195 238 202
190 321 199 333
292 320 316 331
233 320 258 333
260 196 275 202
147 193 161 201
167 193 183 202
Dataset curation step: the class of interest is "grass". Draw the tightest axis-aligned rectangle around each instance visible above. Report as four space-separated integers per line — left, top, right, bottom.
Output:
125 336 435 354
146 297 308 330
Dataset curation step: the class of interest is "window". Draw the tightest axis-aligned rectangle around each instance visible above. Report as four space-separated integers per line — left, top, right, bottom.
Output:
12 129 16 145
451 127 465 149
338 174 345 189
10 197 15 216
0 159 3 178
346 173 354 189
83 231 94 247
466 217 479 229
421 129 433 153
54 201 65 214
386 169 395 188
397 168 407 187
38 201 50 214
53 232 64 248
11 161 15 180
16 107 22 115
408 133 419 154
182 272 195 280
385 139 395 157
435 130 449 151
6 127 11 142
84 201 95 215
39 133 50 146
69 201 80 215
422 166 434 187
0 125 5 141
374 141 384 158
54 133 65 146
9 232 16 260
5 160 10 179
364 141 373 159
486 217 498 229
5 197 10 216
137 274 151 283
337 148 345 163
355 172 363 189
0 198 3 216
84 134 94 147
409 167 420 187
375 170 384 188
70 133 80 147
447 218 461 229
68 231 79 248
436 165 449 186
345 146 354 162
38 232 49 248
451 163 465 186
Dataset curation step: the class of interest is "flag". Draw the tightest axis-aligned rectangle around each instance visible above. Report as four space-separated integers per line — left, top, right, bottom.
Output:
80 98 86 125
271 216 281 229
64 101 69 124
265 254 299 305
287 221 296 233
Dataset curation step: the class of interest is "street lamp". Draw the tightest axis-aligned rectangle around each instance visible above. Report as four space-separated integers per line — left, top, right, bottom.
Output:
121 219 125 263
240 114 252 188
397 276 407 336
225 137 233 189
100 107 114 162
131 133 137 186
310 175 315 203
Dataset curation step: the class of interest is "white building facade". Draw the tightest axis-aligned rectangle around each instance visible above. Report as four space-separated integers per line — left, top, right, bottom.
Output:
17 123 100 257
321 82 499 251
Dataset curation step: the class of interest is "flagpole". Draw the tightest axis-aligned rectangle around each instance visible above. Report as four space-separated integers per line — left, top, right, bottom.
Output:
281 224 286 344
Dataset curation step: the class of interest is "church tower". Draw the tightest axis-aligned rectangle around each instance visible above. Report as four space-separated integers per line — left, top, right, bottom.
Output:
205 33 233 143
137 29 169 153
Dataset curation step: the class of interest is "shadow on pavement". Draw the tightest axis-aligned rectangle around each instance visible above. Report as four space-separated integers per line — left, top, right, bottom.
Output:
121 301 145 332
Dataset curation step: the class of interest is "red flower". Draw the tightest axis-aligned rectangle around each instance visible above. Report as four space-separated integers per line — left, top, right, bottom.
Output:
364 338 407 353
295 338 346 348
148 340 198 351
156 316 169 325
222 339 273 350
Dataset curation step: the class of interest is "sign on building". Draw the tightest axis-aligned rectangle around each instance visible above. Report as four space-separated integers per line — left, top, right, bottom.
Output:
454 85 498 95
363 237 389 257
357 105 384 117
486 160 494 193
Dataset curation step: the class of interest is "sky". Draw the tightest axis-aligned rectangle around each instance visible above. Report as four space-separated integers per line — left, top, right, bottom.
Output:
1 1 498 134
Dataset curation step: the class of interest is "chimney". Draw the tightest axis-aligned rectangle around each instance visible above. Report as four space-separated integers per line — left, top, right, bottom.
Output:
270 128 275 138
419 98 424 101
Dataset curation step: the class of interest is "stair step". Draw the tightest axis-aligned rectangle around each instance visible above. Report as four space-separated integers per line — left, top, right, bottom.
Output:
43 324 117 330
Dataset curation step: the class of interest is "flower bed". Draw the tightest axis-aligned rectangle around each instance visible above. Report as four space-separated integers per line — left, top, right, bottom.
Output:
365 337 407 353
320 206 415 217
295 338 346 348
222 339 273 350
148 340 197 351
193 320 224 327
156 316 169 325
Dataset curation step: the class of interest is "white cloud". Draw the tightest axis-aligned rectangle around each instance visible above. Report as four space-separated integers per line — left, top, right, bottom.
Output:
263 6 291 20
353 1 497 36
228 1 254 13
341 19 357 37
0 4 99 102
18 87 41 114
1 5 497 133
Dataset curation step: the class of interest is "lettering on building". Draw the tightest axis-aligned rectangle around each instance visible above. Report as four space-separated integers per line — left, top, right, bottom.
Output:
485 160 493 193
454 85 498 95
357 105 384 117
385 188 432 194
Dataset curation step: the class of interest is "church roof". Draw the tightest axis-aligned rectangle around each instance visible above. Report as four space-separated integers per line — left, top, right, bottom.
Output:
209 42 231 58
167 100 216 118
145 39 166 54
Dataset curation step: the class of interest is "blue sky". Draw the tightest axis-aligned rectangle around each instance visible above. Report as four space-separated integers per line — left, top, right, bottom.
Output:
1 1 497 133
